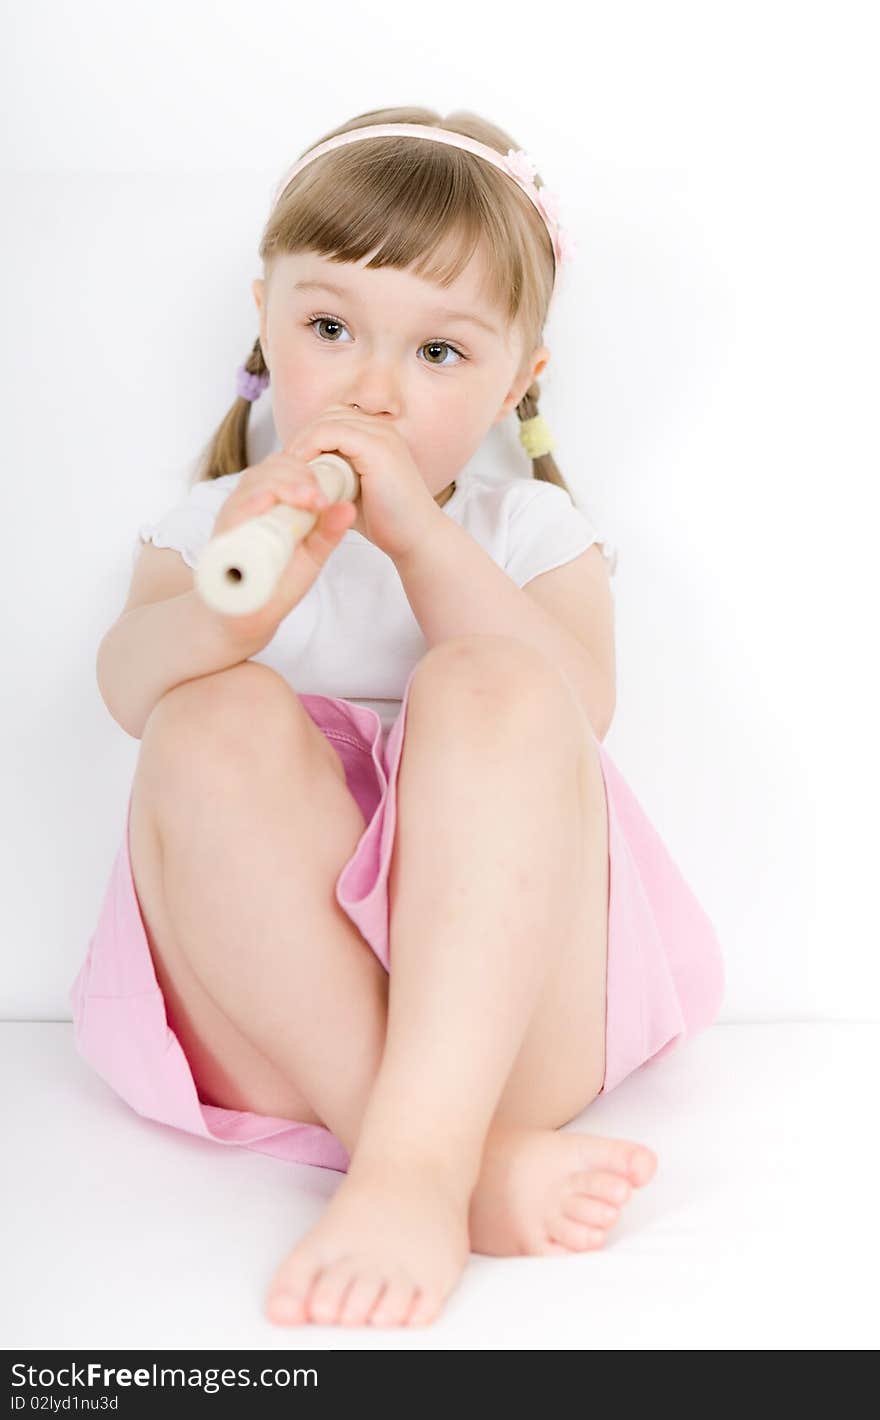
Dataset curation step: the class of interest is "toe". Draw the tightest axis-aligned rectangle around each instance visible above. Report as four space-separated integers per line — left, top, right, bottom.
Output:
625 1142 658 1186
571 1169 633 1206
337 1270 388 1327
563 1195 620 1229
548 1217 606 1252
575 1136 658 1188
407 1288 443 1328
265 1288 308 1326
267 1250 325 1323
266 1256 321 1327
306 1260 358 1325
368 1273 418 1328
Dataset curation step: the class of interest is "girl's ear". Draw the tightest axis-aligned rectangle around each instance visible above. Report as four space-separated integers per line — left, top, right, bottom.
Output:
531 346 551 381
252 279 268 360
493 346 552 424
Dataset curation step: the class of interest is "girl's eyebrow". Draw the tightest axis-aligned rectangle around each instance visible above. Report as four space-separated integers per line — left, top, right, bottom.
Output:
292 278 501 339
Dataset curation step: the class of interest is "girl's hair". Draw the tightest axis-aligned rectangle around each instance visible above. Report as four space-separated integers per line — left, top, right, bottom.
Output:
192 105 571 501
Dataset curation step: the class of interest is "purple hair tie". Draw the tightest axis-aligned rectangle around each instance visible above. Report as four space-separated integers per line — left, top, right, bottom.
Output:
236 365 270 401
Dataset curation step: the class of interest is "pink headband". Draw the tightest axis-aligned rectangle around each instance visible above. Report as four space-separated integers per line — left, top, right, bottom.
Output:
268 122 577 291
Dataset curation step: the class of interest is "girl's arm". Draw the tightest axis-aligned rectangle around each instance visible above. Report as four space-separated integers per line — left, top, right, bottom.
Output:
394 519 614 741
96 589 260 740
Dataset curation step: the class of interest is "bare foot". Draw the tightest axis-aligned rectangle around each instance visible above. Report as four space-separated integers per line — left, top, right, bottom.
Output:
467 1125 658 1257
264 1127 656 1329
264 1157 471 1329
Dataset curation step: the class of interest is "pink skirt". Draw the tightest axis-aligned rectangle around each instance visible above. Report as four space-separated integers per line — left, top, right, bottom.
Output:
69 665 725 1173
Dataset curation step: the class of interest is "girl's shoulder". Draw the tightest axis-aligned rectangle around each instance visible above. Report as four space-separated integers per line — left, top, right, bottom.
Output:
454 471 618 579
457 468 587 517
134 471 245 571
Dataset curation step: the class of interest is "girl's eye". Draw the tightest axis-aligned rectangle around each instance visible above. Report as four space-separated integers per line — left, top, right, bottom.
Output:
305 315 468 368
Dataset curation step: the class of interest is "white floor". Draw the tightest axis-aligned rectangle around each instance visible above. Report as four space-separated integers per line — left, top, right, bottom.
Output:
3 1021 878 1350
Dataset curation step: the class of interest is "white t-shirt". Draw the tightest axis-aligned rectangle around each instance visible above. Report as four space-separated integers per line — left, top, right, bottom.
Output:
135 468 618 734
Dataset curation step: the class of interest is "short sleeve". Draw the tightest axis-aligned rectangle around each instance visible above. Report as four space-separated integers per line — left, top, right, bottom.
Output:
133 473 241 572
504 481 619 586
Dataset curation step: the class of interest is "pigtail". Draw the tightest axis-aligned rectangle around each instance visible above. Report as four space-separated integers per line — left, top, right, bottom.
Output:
190 337 269 489
515 379 568 493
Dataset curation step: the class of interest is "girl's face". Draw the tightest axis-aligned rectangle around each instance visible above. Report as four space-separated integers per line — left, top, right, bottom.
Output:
252 245 550 529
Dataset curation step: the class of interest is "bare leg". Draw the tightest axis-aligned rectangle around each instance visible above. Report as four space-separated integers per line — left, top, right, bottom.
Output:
132 664 393 1150
266 639 656 1329
135 665 648 1200
135 659 655 1334
353 662 591 1181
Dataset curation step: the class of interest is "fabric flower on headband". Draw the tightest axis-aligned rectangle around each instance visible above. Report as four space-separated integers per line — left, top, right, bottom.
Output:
502 148 540 184
535 186 561 223
500 148 577 266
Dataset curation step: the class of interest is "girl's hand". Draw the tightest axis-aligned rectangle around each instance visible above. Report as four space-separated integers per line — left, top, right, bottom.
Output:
287 408 443 561
205 451 356 653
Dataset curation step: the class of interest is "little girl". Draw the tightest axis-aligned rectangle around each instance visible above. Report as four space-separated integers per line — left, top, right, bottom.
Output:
70 106 725 1330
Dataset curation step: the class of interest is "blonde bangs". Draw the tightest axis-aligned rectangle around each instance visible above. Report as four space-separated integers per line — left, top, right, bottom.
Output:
262 127 553 355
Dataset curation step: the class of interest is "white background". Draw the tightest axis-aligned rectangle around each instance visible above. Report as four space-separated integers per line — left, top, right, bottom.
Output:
1 0 877 1022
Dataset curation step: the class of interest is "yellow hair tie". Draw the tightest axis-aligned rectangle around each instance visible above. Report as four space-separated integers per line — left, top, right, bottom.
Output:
518 414 555 459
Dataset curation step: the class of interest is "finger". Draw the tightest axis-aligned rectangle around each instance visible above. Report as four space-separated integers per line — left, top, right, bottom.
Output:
278 456 343 500
241 487 275 512
314 501 356 538
245 481 329 512
291 502 356 577
287 422 380 463
307 500 355 534
283 411 356 452
278 479 330 508
289 420 383 452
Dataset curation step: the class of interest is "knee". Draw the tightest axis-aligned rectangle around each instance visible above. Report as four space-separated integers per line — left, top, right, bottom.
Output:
141 662 307 772
412 634 575 725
